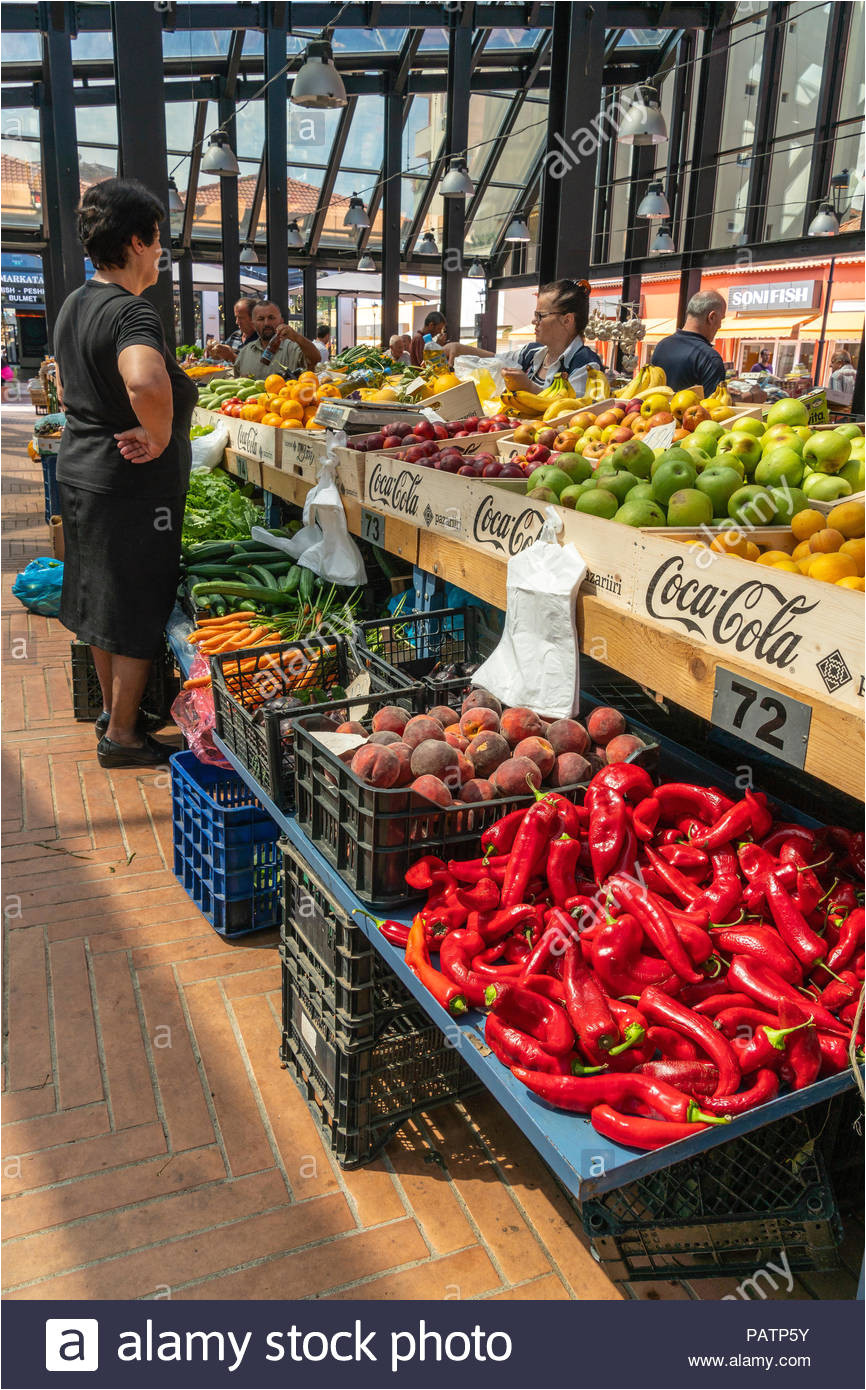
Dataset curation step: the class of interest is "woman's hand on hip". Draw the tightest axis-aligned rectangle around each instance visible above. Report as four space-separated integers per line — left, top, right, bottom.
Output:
114 427 169 463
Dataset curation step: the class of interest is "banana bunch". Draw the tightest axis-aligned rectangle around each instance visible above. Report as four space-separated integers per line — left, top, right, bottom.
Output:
542 392 590 422
704 383 731 408
506 369 576 418
615 363 667 399
584 367 610 402
634 383 674 401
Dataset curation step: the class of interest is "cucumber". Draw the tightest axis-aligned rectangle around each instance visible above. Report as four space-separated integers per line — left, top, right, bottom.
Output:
230 550 293 565
284 565 302 595
191 582 288 606
247 565 278 588
233 539 269 552
299 567 315 603
184 563 243 580
184 540 237 561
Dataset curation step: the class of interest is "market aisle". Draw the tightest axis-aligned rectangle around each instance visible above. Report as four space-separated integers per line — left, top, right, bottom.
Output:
1 408 858 1304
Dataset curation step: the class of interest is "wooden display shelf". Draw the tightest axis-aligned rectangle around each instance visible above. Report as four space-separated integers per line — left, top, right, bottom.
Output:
220 452 864 801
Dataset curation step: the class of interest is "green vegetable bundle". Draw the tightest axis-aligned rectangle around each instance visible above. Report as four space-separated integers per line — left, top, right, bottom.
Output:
181 471 263 544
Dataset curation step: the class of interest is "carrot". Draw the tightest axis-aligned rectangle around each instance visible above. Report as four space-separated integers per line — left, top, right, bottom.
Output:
196 610 257 627
182 675 212 689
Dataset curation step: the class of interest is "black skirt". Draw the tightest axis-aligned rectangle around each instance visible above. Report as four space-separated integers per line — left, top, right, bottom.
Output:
59 484 185 660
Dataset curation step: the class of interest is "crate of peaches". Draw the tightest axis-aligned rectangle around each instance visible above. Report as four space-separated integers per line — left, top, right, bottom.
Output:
291 687 658 905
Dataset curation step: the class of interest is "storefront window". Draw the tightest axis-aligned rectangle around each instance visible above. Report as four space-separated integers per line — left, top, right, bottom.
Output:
776 341 798 377
797 339 817 377
774 3 829 138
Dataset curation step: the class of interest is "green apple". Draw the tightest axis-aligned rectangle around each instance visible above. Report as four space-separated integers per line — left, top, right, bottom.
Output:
833 422 863 441
667 488 714 527
576 488 619 519
728 484 776 526
760 424 805 456
613 498 667 527
609 438 654 479
696 465 744 515
731 416 766 438
794 425 813 441
717 430 762 475
754 446 805 489
767 485 808 525
765 397 809 428
559 484 587 508
840 457 866 492
628 481 655 502
680 443 712 472
551 452 594 485
802 473 853 502
652 459 697 506
651 446 697 477
803 430 852 476
690 420 726 455
600 470 640 504
527 465 575 496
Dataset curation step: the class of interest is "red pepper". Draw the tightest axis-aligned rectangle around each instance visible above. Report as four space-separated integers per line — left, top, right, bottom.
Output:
658 842 710 873
827 908 865 973
590 1104 715 1150
763 874 826 969
646 1025 701 1061
420 897 467 936
655 783 734 824
824 826 866 879
760 823 817 857
448 856 508 884
777 999 821 1090
521 973 565 1004
673 918 715 968
546 835 583 908
690 791 770 851
726 955 847 1036
471 944 526 983
481 809 526 855
493 983 574 1056
500 797 559 908
455 876 500 913
712 1004 780 1038
639 985 741 1096
691 992 756 1017
587 763 655 805
519 910 576 981
511 1067 725 1123
405 856 449 890
405 916 468 1016
633 796 661 842
779 843 823 917
608 877 703 984
726 1017 810 1074
816 1032 853 1075
439 930 498 1009
477 903 539 944
710 925 802 984
643 844 701 905
701 1068 779 1115
738 843 799 904
636 1059 718 1096
562 943 619 1052
839 1000 864 1035
691 849 742 925
484 1013 571 1075
503 935 531 964
377 919 411 948
815 971 858 1013
588 788 630 883
591 915 678 997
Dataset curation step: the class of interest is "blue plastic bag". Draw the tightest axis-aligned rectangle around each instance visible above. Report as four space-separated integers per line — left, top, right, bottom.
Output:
12 557 64 617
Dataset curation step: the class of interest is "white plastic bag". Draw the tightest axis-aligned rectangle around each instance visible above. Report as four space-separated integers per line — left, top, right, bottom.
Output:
470 508 586 719
453 354 508 396
284 434 366 586
189 421 229 471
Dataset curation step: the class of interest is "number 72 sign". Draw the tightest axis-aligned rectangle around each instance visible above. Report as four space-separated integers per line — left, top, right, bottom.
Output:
712 667 812 770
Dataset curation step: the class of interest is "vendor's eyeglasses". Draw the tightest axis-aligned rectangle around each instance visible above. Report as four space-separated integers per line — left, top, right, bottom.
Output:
532 311 561 324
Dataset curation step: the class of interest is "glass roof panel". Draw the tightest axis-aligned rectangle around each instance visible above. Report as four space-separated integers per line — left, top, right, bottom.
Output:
400 174 427 238
0 33 41 61
484 109 547 188
79 144 118 192
166 101 216 155
331 29 407 53
74 105 118 146
340 95 385 171
466 183 520 255
775 2 830 139
235 101 265 159
70 31 114 60
1 113 42 229
418 29 448 51
719 8 766 151
163 30 231 59
486 29 543 49
289 105 343 164
403 96 445 172
466 95 511 179
317 169 365 246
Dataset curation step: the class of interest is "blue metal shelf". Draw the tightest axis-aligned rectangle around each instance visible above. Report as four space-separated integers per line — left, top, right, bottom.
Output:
213 733 858 1202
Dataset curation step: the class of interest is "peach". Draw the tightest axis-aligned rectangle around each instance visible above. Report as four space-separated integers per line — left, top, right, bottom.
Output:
371 705 409 735
459 778 495 804
459 706 500 739
336 720 368 737
409 738 459 781
443 729 470 752
513 736 555 777
402 714 446 749
491 755 543 797
461 689 502 716
605 733 647 764
368 729 401 746
350 744 401 788
500 706 544 746
466 731 510 778
546 718 590 756
550 752 591 787
428 704 460 727
452 751 475 788
586 706 626 748
410 775 452 807
390 742 414 787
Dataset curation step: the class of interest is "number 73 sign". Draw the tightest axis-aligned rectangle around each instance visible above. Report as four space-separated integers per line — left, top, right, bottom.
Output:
712 667 812 770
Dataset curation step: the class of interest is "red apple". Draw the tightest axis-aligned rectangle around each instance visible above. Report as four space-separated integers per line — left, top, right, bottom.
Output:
500 462 526 478
457 465 477 476
624 399 642 415
536 428 558 448
609 426 634 444
422 439 439 456
462 416 479 432
453 429 471 438
525 444 551 463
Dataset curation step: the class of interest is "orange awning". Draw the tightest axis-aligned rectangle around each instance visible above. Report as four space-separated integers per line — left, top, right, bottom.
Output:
798 310 865 338
716 315 810 337
642 317 677 339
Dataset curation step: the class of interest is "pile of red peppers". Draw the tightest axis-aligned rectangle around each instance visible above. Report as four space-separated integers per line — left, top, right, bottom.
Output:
376 766 864 1152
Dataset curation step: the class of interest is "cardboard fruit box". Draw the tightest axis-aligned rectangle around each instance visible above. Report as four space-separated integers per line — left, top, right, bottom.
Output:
191 406 282 469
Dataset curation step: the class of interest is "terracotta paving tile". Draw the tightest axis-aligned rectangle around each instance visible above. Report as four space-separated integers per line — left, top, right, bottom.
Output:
386 1118 478 1255
1 1103 110 1160
325 1245 501 1300
174 938 279 984
42 886 198 935
336 1156 405 1229
1 1121 166 1196
48 938 103 1110
485 1272 572 1299
20 751 55 829
136 965 216 1154
221 965 283 999
50 758 89 841
90 952 159 1130
92 917 214 957
5 929 52 1093
1 1086 56 1123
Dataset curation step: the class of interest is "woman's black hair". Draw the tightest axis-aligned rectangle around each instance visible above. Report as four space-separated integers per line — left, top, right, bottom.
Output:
538 278 591 335
424 310 446 327
76 178 165 269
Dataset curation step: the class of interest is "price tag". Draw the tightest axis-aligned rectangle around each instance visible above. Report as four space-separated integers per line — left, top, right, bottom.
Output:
360 507 384 546
643 421 676 451
315 400 351 428
402 376 428 396
712 667 812 769
233 454 248 481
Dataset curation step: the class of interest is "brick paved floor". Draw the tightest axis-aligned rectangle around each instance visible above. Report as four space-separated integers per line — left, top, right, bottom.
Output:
2 406 861 1301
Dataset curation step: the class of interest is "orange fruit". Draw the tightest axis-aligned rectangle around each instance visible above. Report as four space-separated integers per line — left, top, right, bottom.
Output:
241 403 264 421
756 550 792 566
255 392 269 408
791 539 812 562
808 527 845 554
836 576 865 590
298 370 317 384
743 541 760 562
710 530 750 558
797 556 817 575
318 383 341 397
264 373 286 394
306 419 324 430
261 412 283 427
791 508 826 541
296 383 318 407
771 559 800 573
840 538 865 575
826 500 865 539
279 399 303 421
807 553 857 584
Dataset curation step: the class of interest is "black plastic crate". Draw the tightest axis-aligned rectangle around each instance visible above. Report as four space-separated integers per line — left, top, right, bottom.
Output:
292 689 658 907
356 605 498 704
581 1110 842 1282
211 634 423 812
70 640 179 723
280 838 411 1029
280 942 481 1168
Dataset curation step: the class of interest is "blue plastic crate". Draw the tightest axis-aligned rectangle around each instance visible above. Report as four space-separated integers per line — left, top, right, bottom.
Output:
41 452 59 524
170 750 281 937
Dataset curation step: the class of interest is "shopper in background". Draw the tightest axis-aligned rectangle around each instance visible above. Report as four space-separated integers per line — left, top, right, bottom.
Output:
232 301 321 379
829 350 857 401
651 291 727 394
388 334 411 365
208 296 257 363
313 323 332 362
444 278 606 397
53 178 197 768
755 348 773 375
410 310 447 367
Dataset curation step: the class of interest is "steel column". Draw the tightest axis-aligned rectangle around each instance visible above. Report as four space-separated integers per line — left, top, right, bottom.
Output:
803 2 853 234
537 1 607 282
676 265 702 330
264 14 288 317
380 85 402 344
181 100 208 248
218 83 241 338
477 284 498 352
302 263 318 340
744 3 787 246
38 28 85 344
439 14 473 335
665 31 695 246
110 1 174 345
177 250 196 344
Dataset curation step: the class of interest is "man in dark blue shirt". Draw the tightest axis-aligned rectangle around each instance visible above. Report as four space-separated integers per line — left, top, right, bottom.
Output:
651 290 727 395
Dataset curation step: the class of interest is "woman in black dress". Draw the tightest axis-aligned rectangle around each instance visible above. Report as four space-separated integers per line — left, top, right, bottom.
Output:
54 179 197 767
